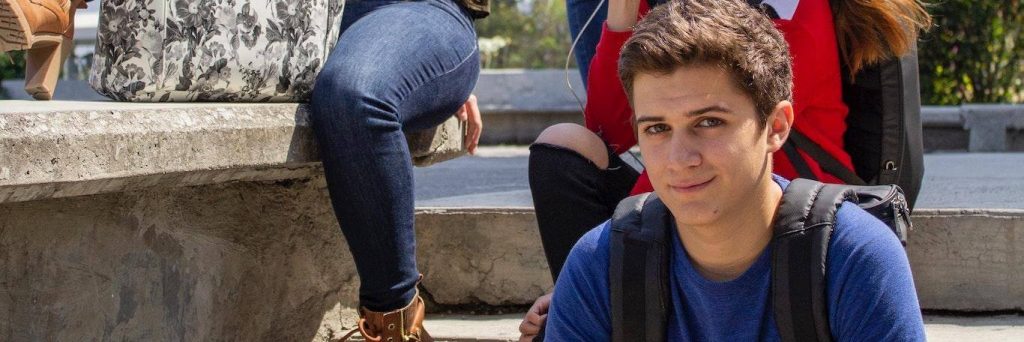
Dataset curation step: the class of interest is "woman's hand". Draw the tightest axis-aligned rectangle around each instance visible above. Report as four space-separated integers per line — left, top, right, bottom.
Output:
455 93 482 155
607 0 643 32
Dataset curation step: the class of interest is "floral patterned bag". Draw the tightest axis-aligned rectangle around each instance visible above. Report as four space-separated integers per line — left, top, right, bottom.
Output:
89 0 344 102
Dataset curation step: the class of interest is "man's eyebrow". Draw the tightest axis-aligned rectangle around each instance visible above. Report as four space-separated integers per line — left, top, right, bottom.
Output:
635 105 733 124
688 105 733 116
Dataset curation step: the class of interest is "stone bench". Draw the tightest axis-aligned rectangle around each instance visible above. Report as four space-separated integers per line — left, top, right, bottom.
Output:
0 101 536 341
0 101 464 203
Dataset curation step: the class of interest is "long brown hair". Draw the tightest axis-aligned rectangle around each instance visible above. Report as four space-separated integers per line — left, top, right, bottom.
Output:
832 0 932 76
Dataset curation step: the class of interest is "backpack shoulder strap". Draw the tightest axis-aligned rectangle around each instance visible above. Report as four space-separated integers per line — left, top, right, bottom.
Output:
610 192 671 342
772 179 858 342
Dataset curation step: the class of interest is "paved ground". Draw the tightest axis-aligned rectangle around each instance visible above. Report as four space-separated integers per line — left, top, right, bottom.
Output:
421 314 1024 341
414 147 1024 209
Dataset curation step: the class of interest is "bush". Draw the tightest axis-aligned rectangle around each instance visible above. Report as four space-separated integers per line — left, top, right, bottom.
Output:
0 51 27 82
919 0 1023 104
474 0 573 68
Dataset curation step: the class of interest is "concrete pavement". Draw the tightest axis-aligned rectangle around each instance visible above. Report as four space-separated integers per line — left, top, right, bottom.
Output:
414 147 1024 210
420 314 1024 341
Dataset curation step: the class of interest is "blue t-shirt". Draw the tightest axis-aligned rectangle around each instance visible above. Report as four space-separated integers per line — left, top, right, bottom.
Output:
545 177 925 341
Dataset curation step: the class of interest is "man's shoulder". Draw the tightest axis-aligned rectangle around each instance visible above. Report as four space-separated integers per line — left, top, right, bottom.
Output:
825 204 925 340
832 202 899 242
827 202 908 272
556 219 614 288
547 220 617 339
567 220 613 264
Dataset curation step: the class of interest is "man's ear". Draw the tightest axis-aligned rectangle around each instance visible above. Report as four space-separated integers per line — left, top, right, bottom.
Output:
765 100 794 153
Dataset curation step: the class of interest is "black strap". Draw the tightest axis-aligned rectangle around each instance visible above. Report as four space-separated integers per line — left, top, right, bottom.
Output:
783 140 817 180
773 179 858 342
788 130 868 185
610 193 670 342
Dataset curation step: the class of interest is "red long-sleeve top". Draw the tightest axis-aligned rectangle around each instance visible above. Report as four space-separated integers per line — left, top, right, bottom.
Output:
585 0 854 195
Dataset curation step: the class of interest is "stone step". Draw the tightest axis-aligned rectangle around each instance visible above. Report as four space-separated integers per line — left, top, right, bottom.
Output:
411 149 1024 312
417 314 1024 341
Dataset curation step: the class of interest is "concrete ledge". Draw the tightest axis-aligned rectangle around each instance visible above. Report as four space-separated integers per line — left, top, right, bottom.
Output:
421 313 1024 342
413 207 1024 312
908 209 1024 312
0 180 1018 340
0 178 553 340
961 104 1024 152
0 101 464 203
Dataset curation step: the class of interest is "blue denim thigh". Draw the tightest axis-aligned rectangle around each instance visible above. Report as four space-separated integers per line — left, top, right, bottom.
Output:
566 0 607 87
309 0 479 312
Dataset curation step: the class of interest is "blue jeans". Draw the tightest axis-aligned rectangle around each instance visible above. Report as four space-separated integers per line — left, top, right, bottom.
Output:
309 0 480 312
566 0 608 87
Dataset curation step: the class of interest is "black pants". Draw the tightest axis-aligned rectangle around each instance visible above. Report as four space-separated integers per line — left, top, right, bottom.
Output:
528 143 641 281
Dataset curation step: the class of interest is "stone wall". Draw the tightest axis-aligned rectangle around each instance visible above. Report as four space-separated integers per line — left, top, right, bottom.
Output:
0 176 551 341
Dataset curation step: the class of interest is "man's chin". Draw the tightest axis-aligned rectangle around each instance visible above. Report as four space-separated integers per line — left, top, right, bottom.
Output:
662 199 720 227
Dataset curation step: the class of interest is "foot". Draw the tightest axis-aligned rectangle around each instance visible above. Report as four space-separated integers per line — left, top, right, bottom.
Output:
340 290 434 342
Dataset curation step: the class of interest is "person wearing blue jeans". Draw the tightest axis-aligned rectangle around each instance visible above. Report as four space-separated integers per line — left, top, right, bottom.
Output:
308 0 483 340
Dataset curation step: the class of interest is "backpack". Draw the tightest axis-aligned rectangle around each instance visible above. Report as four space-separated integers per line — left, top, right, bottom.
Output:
784 40 925 211
609 178 912 342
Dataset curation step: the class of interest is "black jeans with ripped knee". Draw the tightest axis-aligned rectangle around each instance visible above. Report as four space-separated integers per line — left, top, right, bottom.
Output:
528 143 641 281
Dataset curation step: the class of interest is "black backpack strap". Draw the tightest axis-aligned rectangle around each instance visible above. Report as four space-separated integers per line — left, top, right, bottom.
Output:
783 139 818 180
787 130 867 186
772 179 858 342
610 193 671 342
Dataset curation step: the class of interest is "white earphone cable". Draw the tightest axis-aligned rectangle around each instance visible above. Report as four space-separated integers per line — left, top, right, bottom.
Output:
565 0 608 116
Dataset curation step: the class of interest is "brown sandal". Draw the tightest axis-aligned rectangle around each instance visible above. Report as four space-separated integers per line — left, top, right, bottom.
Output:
339 288 433 342
0 0 86 100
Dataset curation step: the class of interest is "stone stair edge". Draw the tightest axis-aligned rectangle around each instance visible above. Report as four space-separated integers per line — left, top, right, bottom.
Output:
414 206 1024 216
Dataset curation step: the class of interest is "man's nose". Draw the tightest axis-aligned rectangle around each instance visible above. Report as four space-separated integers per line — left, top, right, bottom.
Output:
667 134 702 169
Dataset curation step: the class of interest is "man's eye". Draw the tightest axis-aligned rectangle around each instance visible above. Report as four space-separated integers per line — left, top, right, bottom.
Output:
643 124 670 135
696 118 723 128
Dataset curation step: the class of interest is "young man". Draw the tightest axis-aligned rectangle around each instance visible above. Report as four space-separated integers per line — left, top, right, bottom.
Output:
542 0 925 340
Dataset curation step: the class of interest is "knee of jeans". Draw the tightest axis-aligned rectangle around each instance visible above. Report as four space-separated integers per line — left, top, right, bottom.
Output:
311 65 399 127
533 123 609 169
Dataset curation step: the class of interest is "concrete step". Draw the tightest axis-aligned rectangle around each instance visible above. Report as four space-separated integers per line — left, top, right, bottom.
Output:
412 148 1024 312
418 314 1024 341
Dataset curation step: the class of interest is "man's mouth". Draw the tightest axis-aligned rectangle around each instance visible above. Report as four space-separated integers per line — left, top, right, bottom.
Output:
668 177 715 193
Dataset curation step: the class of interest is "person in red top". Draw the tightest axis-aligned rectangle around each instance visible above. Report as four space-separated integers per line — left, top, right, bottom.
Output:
522 0 929 339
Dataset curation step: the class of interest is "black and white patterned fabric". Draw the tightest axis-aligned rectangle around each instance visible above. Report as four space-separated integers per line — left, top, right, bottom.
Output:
89 0 344 102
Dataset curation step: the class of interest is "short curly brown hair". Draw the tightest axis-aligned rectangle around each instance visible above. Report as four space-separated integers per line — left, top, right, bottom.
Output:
618 0 792 127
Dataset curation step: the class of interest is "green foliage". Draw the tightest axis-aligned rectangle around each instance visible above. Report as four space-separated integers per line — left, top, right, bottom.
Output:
0 50 27 82
919 0 1023 104
475 0 573 68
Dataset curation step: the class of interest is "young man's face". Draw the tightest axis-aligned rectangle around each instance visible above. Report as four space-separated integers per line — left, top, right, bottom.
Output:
633 64 792 227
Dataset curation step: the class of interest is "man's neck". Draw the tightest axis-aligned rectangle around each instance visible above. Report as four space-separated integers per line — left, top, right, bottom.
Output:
676 174 782 282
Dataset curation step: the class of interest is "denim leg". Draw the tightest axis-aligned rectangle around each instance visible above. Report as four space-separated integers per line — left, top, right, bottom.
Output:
309 0 479 312
565 0 607 87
